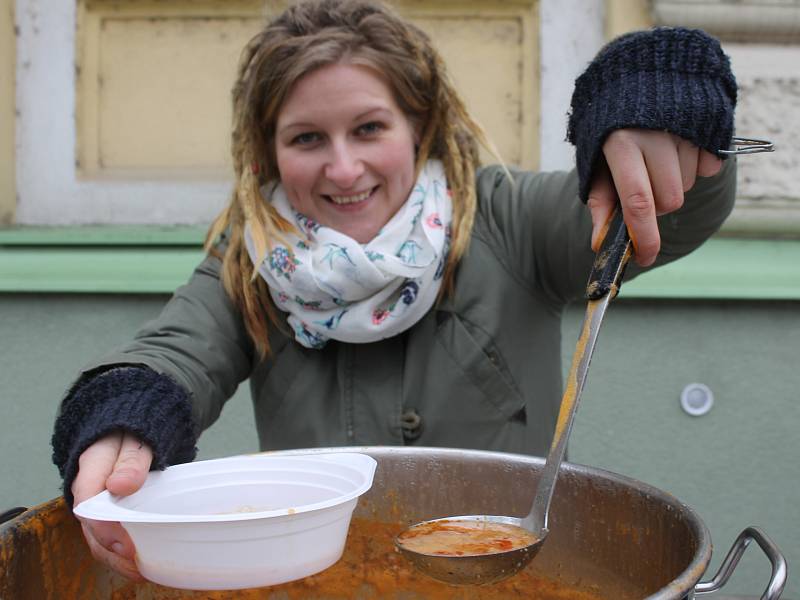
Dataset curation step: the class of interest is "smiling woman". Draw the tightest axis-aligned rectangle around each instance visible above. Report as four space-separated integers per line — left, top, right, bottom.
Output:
274 62 418 243
50 0 741 586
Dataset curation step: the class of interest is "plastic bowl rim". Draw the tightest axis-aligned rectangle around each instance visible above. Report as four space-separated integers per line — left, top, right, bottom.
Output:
73 452 377 524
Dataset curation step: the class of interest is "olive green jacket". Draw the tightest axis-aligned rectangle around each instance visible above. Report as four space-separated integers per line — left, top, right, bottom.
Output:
81 161 736 457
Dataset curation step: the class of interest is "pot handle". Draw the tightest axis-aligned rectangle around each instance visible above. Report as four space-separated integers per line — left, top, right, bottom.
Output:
0 507 28 525
694 526 787 599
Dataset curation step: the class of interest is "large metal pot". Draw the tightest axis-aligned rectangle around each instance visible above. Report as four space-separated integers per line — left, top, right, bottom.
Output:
0 447 787 599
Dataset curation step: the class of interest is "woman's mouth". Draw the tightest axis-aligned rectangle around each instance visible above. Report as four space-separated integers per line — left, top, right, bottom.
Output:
325 187 376 205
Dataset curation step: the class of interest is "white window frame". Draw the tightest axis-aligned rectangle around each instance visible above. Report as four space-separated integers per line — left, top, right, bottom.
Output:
15 2 231 226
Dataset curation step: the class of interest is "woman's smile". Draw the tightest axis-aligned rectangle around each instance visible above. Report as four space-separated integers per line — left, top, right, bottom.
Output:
275 61 418 243
324 186 377 206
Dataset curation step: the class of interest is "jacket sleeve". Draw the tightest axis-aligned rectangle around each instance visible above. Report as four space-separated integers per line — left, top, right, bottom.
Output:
73 251 254 433
474 156 736 306
51 366 197 507
51 249 255 504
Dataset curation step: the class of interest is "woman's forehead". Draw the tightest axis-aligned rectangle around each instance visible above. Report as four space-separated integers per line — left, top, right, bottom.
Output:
276 62 401 127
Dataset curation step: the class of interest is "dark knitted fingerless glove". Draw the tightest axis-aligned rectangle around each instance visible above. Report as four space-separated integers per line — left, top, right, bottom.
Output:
51 366 198 507
567 27 738 202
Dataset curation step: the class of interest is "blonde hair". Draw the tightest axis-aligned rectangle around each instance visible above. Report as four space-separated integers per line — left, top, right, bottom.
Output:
206 0 500 357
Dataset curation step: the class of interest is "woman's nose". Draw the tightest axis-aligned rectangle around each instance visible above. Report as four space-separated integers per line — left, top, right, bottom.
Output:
324 142 364 188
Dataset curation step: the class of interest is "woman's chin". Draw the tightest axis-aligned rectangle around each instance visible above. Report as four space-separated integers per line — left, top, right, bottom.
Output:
326 212 385 243
345 227 379 244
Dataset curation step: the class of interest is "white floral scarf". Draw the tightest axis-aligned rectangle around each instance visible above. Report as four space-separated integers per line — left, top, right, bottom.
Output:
245 160 452 349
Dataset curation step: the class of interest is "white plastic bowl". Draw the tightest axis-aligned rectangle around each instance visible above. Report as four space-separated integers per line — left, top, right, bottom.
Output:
73 452 377 590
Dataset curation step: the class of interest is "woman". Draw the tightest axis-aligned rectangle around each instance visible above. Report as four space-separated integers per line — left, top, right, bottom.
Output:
52 0 737 580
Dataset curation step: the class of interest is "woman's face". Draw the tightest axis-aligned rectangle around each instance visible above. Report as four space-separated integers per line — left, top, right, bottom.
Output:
274 61 418 243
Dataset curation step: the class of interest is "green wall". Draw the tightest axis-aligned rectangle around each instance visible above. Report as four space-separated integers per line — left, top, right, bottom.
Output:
0 294 259 506
563 299 798 598
1 293 797 597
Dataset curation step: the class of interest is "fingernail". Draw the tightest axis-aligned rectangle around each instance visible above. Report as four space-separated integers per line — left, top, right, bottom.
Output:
111 542 125 555
590 225 600 252
628 228 639 255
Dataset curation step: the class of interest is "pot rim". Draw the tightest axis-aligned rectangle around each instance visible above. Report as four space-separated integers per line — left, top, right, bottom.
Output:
276 446 713 599
3 446 713 599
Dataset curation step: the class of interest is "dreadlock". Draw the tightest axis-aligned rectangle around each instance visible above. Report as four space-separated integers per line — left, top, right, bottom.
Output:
205 0 502 357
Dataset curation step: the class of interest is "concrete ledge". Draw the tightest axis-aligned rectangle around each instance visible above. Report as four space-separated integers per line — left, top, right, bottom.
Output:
1 227 800 298
622 238 800 300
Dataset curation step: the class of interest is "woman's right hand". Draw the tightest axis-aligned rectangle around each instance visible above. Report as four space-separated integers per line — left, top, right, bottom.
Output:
71 432 153 581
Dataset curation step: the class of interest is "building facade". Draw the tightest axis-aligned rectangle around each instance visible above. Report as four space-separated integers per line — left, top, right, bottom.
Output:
1 1 798 596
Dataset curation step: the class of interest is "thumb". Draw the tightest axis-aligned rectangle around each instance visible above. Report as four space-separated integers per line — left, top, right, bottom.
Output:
106 433 153 497
72 433 123 505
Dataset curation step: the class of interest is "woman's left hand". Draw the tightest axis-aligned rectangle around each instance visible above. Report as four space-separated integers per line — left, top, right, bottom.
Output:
587 129 722 267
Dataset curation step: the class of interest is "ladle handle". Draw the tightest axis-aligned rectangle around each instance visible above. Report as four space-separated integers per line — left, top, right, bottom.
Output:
585 207 631 300
524 208 631 535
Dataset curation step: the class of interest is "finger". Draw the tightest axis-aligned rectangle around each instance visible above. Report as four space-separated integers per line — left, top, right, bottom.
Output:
72 432 123 505
676 138 699 192
642 135 685 217
106 434 153 497
82 517 138 561
586 161 618 252
71 434 141 568
81 521 145 581
603 134 659 266
698 149 722 177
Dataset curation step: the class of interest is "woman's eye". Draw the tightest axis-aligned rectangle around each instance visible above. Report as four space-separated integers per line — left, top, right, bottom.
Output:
292 132 320 145
356 122 383 136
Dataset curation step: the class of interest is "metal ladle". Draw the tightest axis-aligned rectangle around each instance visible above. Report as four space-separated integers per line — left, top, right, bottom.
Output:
395 136 775 586
395 209 633 585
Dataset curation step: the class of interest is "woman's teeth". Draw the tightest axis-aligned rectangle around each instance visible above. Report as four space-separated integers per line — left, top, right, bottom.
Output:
329 189 371 205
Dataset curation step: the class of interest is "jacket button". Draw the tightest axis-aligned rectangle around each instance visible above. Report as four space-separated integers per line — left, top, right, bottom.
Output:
401 408 423 441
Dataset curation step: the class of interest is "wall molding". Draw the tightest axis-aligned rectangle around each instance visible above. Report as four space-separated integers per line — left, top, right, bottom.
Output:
653 0 800 42
1 228 798 299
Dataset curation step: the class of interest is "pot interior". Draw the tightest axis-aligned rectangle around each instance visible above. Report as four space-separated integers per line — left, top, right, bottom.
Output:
0 447 711 599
